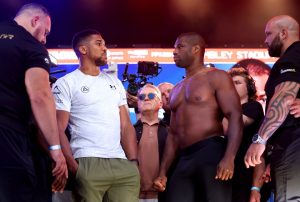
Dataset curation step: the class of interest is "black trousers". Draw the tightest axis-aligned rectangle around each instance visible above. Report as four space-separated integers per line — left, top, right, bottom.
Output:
270 126 300 202
166 136 232 202
0 127 52 202
0 127 37 202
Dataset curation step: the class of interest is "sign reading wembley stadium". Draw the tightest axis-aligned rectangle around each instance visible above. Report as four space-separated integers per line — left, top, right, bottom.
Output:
48 48 277 65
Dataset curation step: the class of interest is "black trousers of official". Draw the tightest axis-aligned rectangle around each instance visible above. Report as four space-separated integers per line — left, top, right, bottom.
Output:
0 127 52 202
166 136 231 202
0 127 37 202
270 126 300 202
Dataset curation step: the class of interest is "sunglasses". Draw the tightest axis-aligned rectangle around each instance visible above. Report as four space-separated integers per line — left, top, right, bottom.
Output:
138 93 156 101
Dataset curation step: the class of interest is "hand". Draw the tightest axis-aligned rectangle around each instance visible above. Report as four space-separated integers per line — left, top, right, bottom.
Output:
69 161 79 176
249 190 261 202
289 98 300 118
262 163 271 183
244 144 266 168
52 175 67 193
126 92 138 108
153 176 167 192
215 156 234 181
49 149 68 179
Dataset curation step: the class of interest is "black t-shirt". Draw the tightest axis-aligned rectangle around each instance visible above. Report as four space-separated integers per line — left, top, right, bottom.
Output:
0 20 50 134
265 41 300 128
234 101 264 185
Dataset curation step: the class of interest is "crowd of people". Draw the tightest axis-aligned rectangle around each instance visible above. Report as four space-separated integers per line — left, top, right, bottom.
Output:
1 2 300 202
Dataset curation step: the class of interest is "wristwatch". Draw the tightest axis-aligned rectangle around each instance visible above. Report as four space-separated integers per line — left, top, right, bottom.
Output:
252 134 267 145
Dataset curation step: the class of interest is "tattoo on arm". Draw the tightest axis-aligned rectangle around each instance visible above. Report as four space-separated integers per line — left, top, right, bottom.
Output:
259 81 299 140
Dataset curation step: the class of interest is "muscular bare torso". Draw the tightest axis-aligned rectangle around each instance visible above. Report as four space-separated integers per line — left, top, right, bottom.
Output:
169 68 224 148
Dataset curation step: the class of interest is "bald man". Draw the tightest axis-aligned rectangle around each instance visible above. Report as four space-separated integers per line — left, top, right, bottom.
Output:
244 15 300 201
153 33 243 202
0 3 67 201
157 82 174 126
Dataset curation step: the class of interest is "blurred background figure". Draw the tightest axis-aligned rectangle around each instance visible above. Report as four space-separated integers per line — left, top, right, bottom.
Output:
227 67 271 202
232 59 271 112
157 82 174 126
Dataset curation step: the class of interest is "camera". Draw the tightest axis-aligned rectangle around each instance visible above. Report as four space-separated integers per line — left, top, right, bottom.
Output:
123 61 160 96
137 61 159 76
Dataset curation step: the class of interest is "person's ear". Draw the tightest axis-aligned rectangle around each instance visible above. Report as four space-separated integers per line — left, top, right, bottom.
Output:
79 45 87 55
280 29 288 40
31 16 39 27
193 45 200 54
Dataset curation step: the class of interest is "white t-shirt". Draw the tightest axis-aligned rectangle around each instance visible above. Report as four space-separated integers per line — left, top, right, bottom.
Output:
52 69 127 159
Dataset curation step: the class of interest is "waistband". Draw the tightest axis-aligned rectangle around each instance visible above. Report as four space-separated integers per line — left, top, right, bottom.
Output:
179 136 226 157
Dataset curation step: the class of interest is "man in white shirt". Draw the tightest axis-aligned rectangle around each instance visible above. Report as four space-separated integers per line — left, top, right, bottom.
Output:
52 29 140 202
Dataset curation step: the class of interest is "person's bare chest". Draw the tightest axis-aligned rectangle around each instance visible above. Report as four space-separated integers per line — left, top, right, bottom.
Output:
170 73 215 111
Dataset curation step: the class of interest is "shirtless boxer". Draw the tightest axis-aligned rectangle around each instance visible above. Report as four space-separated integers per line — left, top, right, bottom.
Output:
153 32 243 202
